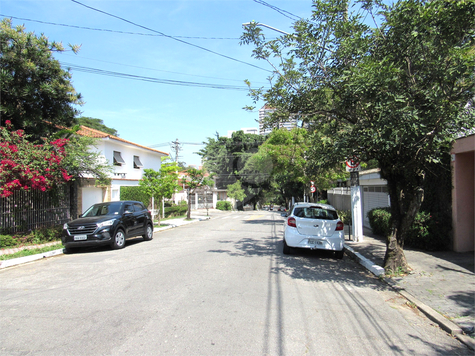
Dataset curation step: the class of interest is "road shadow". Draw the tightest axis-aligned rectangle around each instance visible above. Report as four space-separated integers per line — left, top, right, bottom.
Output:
212 234 386 291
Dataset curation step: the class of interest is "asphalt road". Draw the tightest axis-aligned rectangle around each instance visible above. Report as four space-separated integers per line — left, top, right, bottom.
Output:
0 211 471 355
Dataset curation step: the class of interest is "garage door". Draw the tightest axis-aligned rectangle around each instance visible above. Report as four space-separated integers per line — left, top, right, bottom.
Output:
363 186 390 227
82 187 103 214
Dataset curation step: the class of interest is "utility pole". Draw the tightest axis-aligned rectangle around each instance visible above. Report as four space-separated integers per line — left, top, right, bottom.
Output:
170 138 182 163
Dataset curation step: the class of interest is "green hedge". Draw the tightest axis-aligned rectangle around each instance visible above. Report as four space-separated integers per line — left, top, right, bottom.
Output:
164 201 188 218
216 201 232 211
367 207 392 236
367 208 449 251
120 186 150 207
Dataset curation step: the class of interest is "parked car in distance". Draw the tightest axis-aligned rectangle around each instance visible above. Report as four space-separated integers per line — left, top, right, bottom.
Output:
62 201 154 253
283 202 345 258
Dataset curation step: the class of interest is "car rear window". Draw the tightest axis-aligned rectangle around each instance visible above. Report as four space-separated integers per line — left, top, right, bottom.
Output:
293 206 338 220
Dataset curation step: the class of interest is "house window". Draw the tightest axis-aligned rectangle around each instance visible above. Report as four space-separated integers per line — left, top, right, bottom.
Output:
113 151 126 166
133 155 143 169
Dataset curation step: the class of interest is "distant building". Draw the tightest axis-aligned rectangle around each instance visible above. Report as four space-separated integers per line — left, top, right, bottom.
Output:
258 104 298 135
227 128 259 137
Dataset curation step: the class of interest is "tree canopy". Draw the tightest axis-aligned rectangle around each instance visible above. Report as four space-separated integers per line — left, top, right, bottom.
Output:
0 19 83 142
198 131 268 207
242 0 475 272
139 159 180 224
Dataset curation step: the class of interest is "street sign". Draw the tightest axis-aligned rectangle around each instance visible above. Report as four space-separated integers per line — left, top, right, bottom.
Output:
345 157 361 172
310 185 316 193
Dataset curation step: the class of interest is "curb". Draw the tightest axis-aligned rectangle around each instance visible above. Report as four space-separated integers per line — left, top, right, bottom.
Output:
344 243 385 276
1 216 210 270
0 248 64 269
343 244 475 351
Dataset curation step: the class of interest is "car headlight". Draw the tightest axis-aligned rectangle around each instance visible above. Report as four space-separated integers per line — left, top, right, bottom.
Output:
63 223 69 230
97 219 114 228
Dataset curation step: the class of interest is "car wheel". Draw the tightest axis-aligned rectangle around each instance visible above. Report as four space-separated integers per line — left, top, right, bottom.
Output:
283 238 291 255
335 250 344 259
64 247 76 254
112 229 126 249
142 224 153 241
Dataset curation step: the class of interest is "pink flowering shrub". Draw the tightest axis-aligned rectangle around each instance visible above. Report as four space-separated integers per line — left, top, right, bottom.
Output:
0 121 72 198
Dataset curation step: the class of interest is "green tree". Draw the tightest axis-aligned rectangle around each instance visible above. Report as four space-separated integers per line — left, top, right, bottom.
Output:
61 133 113 185
139 159 180 225
242 0 475 272
0 19 82 141
199 131 267 208
76 117 118 136
226 180 246 209
184 168 213 219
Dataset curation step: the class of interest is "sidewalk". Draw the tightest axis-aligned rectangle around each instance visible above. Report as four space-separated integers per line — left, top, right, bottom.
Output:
344 228 475 350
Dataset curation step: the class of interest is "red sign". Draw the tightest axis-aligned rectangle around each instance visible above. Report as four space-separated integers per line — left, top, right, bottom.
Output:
345 157 361 172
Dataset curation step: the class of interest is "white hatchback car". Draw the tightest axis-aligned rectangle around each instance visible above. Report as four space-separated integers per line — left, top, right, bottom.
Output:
283 202 345 258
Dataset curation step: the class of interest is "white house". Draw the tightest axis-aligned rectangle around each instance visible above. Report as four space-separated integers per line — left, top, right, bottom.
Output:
76 126 169 213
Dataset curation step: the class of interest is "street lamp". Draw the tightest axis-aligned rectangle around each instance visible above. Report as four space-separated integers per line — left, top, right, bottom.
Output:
242 21 289 35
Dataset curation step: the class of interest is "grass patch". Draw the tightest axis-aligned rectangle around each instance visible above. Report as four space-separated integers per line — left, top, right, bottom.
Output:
0 242 63 261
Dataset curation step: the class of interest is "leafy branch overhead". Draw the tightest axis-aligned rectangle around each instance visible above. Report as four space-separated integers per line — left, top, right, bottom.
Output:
241 0 475 272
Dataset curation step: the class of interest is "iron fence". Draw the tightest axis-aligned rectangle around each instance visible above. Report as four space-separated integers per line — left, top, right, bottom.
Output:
0 186 71 234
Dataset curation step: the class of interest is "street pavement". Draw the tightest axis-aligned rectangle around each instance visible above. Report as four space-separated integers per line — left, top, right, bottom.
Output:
1 208 474 351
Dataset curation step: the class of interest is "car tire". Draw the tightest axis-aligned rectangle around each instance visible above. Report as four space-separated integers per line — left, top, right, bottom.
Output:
64 247 76 254
283 239 291 255
335 250 344 259
142 224 153 241
112 229 126 249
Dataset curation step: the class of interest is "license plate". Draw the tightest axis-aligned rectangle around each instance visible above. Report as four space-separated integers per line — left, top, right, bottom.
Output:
74 235 87 241
308 239 323 245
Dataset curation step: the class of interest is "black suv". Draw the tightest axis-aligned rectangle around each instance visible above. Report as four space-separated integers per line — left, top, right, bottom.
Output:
62 201 154 253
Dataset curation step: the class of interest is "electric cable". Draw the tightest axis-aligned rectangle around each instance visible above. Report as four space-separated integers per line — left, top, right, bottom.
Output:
60 62 253 91
70 0 272 73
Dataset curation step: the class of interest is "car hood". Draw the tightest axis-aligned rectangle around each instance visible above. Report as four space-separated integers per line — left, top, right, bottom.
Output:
67 216 118 226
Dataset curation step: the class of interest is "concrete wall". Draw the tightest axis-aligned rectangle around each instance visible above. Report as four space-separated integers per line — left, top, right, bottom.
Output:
451 135 475 252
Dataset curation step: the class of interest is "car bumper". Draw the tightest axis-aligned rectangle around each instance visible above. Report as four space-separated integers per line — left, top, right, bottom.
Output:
62 229 113 248
284 229 344 251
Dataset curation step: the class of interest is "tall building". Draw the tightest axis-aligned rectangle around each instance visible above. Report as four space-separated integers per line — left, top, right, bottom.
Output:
258 104 298 135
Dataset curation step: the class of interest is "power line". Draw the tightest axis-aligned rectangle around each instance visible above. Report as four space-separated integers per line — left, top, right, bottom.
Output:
60 53 269 85
60 62 253 91
252 0 302 21
70 0 272 73
0 14 242 40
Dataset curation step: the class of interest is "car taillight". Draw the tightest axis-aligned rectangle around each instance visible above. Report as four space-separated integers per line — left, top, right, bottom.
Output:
287 217 297 228
336 221 344 231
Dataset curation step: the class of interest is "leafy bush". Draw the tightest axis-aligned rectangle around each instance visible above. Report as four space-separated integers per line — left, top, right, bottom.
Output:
165 201 188 218
337 210 352 225
367 207 392 237
120 186 150 207
317 199 328 205
1 225 62 248
406 211 450 250
216 201 232 211
368 208 450 250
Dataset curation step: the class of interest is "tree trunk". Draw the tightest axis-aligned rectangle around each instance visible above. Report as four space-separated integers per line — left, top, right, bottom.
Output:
384 185 424 273
186 189 192 220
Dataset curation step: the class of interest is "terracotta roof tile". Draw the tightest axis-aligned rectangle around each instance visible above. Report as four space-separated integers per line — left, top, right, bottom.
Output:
77 126 169 155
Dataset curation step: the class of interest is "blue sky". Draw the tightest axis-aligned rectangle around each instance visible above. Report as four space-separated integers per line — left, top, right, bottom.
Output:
1 0 314 166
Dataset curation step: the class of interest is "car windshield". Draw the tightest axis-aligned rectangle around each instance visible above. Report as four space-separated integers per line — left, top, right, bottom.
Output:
82 202 123 217
293 206 338 220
